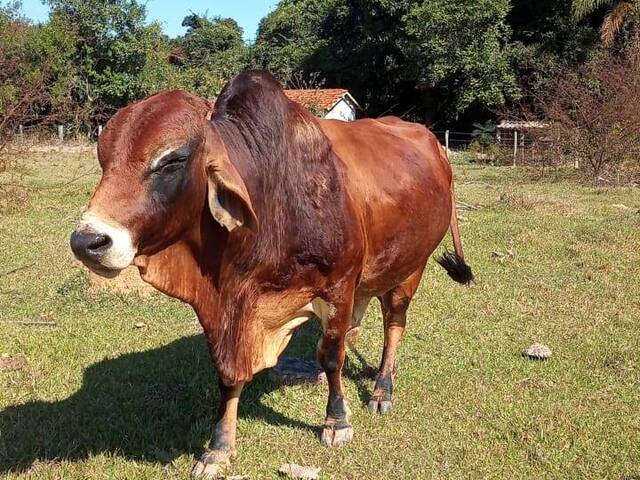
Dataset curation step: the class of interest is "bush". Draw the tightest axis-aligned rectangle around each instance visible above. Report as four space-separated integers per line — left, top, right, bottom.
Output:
536 54 640 182
0 5 59 165
468 140 507 165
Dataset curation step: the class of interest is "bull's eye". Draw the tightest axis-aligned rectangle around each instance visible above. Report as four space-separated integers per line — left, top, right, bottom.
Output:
150 155 188 176
147 150 191 205
159 159 186 174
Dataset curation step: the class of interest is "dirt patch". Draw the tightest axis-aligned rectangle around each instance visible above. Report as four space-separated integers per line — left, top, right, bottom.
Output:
0 177 31 215
88 265 156 297
0 353 27 372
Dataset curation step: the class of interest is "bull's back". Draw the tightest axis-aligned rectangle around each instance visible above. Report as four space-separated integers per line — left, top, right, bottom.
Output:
319 117 452 295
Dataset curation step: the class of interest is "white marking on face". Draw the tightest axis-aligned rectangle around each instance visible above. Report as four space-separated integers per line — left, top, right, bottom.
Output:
76 212 136 271
149 145 190 171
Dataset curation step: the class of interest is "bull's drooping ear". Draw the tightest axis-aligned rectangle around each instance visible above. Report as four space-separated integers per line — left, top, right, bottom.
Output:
204 123 258 233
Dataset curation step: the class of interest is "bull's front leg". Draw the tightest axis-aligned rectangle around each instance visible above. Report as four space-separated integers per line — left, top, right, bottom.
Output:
192 379 244 479
316 296 355 448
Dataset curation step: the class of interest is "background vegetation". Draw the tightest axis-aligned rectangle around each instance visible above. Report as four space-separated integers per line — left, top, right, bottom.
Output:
1 0 638 130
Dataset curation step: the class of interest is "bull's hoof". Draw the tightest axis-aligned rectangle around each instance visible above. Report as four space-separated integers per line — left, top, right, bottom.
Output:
191 449 231 479
367 397 393 414
320 425 354 447
369 374 394 414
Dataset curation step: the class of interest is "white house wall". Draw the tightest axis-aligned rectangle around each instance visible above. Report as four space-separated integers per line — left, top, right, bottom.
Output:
325 99 356 121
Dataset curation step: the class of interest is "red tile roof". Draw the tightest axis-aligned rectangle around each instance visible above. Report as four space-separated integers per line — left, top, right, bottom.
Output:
283 89 349 111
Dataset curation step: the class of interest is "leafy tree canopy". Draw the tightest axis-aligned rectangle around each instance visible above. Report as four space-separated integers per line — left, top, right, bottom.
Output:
45 0 165 118
252 0 334 81
171 13 250 97
253 0 520 124
2 0 634 130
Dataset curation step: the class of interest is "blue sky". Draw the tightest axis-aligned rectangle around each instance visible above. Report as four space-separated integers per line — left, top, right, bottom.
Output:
15 0 277 41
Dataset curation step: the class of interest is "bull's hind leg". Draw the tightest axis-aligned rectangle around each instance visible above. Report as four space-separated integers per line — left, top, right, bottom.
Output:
368 265 426 414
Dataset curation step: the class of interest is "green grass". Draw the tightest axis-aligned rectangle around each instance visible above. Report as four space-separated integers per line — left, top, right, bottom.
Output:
1 152 639 479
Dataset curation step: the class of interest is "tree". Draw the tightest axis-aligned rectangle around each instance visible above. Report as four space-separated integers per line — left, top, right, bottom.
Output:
180 14 245 64
45 0 168 122
253 0 519 124
508 0 600 97
312 0 416 118
573 0 640 48
252 0 333 81
0 2 73 151
0 2 70 207
537 54 640 180
170 13 250 97
2 3 250 131
403 0 518 121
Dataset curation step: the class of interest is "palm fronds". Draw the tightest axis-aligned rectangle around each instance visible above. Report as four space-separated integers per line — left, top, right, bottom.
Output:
602 1 635 45
573 0 615 20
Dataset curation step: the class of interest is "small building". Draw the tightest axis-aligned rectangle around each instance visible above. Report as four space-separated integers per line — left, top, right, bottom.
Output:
284 89 360 121
497 120 549 146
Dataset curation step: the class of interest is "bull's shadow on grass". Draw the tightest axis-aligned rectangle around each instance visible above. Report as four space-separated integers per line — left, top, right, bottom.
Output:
0 319 374 474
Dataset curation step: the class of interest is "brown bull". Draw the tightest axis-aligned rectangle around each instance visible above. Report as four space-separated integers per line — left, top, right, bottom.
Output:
70 71 473 478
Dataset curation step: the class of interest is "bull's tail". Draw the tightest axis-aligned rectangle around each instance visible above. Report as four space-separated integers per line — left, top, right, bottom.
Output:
436 178 474 285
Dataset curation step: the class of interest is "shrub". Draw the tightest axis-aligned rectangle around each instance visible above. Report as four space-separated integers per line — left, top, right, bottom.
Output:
536 54 640 182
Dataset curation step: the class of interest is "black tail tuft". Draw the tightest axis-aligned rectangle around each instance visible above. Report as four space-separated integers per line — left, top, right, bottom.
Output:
436 250 474 285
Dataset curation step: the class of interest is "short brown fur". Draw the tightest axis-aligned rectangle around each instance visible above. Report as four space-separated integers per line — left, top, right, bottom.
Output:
72 71 472 476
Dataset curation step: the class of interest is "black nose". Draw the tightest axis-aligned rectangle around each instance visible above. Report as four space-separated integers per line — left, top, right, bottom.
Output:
70 230 113 262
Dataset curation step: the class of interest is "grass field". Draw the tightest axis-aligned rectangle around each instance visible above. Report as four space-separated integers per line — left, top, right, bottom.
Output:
1 150 639 479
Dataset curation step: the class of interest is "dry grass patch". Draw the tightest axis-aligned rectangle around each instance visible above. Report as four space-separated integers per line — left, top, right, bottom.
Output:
497 191 583 215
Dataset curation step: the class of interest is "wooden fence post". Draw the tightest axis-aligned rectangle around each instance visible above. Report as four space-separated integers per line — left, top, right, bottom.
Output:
57 125 64 143
513 131 518 167
445 130 450 157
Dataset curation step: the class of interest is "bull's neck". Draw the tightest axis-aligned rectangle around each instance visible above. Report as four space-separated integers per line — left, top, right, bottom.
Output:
135 205 226 318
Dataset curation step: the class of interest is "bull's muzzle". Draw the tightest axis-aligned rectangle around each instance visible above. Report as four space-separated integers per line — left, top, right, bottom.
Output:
70 213 136 277
70 230 112 262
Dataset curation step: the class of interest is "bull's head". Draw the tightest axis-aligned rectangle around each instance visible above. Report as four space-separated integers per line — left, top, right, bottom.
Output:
70 90 257 277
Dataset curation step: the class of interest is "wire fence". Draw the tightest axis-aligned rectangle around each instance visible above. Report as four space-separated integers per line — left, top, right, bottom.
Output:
8 124 552 167
432 130 473 150
11 123 103 145
432 129 549 166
